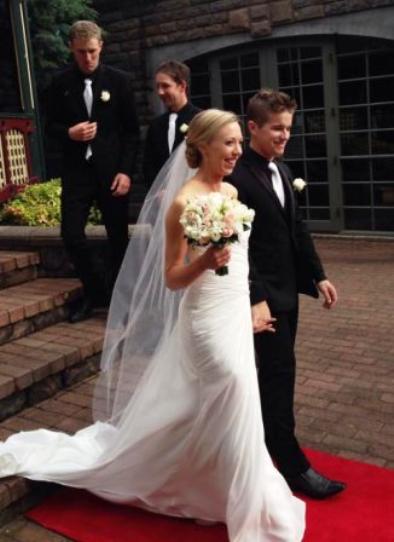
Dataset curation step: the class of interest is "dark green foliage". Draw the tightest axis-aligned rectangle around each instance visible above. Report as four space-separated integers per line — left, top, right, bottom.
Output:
28 0 98 92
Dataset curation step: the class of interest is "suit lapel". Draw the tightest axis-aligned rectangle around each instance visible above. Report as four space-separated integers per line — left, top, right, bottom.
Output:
276 161 296 228
91 66 105 120
246 160 288 218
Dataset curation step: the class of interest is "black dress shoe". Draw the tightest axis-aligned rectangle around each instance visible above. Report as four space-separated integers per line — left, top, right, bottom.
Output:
68 299 93 323
286 467 346 499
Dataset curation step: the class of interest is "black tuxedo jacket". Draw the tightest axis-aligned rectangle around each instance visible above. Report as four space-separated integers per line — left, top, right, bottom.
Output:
143 102 201 188
229 148 326 312
46 64 140 184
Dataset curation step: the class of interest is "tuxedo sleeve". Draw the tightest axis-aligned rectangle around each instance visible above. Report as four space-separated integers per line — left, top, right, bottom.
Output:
118 74 140 177
281 161 327 283
45 76 71 145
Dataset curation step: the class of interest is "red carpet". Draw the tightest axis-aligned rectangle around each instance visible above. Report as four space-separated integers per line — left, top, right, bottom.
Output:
26 449 394 542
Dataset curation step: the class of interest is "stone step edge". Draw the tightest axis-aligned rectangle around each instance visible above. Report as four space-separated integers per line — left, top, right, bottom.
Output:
0 278 82 330
0 316 106 418
0 252 40 275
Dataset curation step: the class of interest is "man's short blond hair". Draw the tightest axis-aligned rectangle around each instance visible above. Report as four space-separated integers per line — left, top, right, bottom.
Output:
69 20 103 42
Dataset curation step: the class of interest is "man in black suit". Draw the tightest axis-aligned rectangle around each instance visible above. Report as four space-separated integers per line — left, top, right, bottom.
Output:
230 89 346 499
143 60 200 188
47 21 140 322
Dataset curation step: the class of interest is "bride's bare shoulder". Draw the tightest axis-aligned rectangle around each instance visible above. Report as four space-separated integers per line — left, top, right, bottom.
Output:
222 182 238 199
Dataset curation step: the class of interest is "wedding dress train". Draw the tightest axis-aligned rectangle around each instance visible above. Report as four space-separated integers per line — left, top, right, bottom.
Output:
0 231 305 542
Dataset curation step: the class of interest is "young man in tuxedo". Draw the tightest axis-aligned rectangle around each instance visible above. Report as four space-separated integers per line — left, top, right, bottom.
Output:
230 89 346 499
143 60 200 189
46 21 140 322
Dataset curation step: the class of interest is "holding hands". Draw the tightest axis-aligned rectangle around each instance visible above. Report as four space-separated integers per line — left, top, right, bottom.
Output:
252 300 276 334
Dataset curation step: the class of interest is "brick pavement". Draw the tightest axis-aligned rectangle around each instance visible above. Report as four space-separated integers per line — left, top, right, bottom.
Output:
0 236 393 540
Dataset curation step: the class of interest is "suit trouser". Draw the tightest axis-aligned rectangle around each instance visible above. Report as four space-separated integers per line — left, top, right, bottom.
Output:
61 161 129 302
254 306 310 478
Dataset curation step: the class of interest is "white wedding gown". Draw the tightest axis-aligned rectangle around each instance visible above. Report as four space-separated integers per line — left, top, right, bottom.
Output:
0 231 305 542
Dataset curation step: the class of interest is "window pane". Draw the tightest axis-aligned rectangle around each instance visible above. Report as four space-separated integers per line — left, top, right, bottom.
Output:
277 47 298 62
372 157 394 180
241 52 259 68
374 184 394 206
300 46 321 60
337 55 366 80
289 114 302 137
285 136 304 159
192 96 211 109
371 130 394 154
0 1 22 112
281 86 300 106
242 92 255 111
340 133 369 155
344 209 372 230
305 134 327 157
222 94 242 114
221 71 240 92
371 105 394 129
341 158 371 181
241 68 260 91
309 208 330 220
304 110 325 133
369 50 394 76
191 74 210 95
286 160 305 179
339 80 367 105
187 57 209 72
308 184 329 206
370 77 394 103
375 209 394 231
306 160 328 183
302 85 324 108
301 60 323 84
220 57 238 70
340 107 368 131
343 184 371 205
278 63 299 86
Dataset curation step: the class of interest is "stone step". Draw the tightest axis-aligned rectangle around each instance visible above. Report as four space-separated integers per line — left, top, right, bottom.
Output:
0 278 82 346
0 371 100 524
0 315 106 424
0 251 40 290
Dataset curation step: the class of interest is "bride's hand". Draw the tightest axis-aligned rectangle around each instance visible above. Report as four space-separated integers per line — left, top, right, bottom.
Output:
202 245 231 271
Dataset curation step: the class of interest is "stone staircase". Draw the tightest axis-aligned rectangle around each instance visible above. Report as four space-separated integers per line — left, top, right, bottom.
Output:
0 250 106 523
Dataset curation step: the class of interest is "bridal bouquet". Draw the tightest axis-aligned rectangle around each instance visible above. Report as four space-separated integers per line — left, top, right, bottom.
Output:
179 192 255 275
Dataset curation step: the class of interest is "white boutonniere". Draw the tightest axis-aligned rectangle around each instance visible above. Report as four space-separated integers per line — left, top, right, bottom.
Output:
180 123 189 134
100 90 111 102
293 178 307 192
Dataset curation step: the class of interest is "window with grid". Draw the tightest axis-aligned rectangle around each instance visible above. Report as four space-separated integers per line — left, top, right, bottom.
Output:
337 38 394 231
188 36 394 232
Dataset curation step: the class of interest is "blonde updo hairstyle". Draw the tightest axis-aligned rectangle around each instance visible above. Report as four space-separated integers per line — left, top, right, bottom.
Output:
185 109 239 169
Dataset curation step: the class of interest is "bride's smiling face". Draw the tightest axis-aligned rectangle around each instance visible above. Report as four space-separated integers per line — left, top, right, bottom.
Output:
200 122 243 178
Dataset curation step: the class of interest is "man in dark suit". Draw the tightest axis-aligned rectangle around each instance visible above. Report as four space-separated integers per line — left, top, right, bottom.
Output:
230 89 346 499
47 21 140 322
143 60 200 188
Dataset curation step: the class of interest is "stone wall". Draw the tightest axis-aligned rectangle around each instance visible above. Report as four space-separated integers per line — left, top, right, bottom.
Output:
94 0 394 185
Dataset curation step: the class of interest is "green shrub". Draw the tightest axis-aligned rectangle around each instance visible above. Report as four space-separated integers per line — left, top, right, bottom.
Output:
0 179 102 226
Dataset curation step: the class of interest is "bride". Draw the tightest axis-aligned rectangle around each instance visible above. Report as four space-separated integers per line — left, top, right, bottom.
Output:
0 109 305 541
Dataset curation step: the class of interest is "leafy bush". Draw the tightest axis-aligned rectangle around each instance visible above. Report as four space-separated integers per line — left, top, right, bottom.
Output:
0 179 101 226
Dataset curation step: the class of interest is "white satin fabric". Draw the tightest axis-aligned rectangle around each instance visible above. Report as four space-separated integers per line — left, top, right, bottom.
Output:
0 231 305 541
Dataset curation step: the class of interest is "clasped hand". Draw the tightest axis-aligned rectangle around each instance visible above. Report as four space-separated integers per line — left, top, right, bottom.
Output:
68 121 97 141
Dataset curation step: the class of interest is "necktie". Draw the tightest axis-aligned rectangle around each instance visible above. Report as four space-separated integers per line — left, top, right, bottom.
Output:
268 161 285 207
83 79 93 160
168 112 178 153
